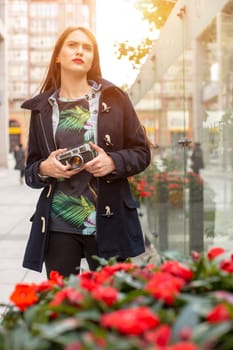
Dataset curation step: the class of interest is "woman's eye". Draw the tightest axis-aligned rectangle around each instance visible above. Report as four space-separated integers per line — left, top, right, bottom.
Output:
83 45 92 51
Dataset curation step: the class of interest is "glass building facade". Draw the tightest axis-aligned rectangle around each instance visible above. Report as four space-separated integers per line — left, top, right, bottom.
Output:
129 0 233 255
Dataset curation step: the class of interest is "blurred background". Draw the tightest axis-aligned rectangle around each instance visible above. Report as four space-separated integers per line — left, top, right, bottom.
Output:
0 0 233 257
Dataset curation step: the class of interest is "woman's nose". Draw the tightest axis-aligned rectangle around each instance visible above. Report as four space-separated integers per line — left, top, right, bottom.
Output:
76 45 83 56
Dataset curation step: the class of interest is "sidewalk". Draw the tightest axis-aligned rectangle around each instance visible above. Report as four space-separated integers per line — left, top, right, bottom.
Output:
0 155 158 314
0 159 47 312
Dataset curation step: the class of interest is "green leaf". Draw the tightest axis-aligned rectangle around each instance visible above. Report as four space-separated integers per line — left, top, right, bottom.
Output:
161 250 190 262
74 309 101 322
52 192 95 228
24 304 51 327
3 326 50 350
193 322 233 347
113 271 143 291
115 289 149 309
59 106 89 130
172 303 200 342
36 317 80 338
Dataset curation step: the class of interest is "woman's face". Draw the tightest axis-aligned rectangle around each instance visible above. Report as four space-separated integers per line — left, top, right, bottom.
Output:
58 29 94 77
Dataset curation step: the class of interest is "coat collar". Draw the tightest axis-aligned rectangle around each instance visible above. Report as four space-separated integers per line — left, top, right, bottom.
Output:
21 79 124 111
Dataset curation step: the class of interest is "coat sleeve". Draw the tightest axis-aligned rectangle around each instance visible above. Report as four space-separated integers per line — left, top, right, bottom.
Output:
105 92 151 180
25 111 52 189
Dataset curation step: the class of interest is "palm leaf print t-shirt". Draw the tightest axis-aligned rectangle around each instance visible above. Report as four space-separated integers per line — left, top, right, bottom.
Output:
49 93 98 236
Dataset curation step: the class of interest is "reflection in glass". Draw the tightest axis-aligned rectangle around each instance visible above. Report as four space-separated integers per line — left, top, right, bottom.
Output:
133 1 233 256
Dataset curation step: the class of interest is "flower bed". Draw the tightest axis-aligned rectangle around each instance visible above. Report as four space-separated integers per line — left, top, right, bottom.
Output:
128 169 197 208
1 248 233 349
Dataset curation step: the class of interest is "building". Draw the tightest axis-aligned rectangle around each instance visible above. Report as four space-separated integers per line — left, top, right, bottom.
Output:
129 0 233 255
0 3 8 167
7 0 96 152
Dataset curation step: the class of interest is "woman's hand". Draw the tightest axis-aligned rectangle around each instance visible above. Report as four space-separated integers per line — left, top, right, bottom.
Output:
84 142 116 177
39 149 83 179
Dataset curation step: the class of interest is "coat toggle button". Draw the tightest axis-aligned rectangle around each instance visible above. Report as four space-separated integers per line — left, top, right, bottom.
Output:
104 134 113 146
101 205 114 218
101 102 111 113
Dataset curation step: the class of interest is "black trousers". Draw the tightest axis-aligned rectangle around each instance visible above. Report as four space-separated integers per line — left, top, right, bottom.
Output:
44 231 99 278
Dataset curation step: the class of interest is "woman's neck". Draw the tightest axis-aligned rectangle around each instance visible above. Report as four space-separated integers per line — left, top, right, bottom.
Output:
59 74 92 99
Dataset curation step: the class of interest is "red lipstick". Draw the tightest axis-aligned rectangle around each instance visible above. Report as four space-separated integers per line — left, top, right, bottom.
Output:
72 58 84 64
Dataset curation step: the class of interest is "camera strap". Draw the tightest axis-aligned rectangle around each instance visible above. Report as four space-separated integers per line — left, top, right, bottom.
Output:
87 91 101 144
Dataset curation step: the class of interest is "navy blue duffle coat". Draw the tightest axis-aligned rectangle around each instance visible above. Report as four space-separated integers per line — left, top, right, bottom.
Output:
21 79 151 272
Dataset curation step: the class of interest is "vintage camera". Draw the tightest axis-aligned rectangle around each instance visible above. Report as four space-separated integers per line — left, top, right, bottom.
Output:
57 144 96 169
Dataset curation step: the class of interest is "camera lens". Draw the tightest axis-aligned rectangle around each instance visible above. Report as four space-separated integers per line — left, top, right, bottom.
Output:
70 155 83 169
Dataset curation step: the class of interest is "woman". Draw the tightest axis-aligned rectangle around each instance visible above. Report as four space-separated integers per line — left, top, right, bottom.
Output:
22 26 151 277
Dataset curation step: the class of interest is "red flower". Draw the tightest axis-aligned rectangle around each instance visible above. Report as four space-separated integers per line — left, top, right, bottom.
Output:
90 269 113 285
220 255 233 273
36 271 64 293
133 265 156 280
214 291 233 304
191 251 200 262
49 270 64 286
161 261 193 281
10 284 38 311
97 263 136 282
168 183 182 190
207 247 225 260
80 332 106 348
168 342 199 350
145 324 171 346
50 288 83 307
65 342 83 350
35 280 57 293
141 191 151 198
145 263 157 270
178 326 192 341
91 286 118 306
101 306 160 335
206 304 231 323
79 263 136 290
79 271 98 291
145 272 184 305
103 262 136 273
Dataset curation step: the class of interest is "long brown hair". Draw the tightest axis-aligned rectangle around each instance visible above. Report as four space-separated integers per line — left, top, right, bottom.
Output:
40 26 102 92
